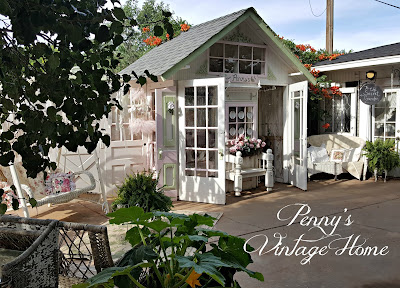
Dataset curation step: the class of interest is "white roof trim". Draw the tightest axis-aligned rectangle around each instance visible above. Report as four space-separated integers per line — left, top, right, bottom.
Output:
316 55 400 72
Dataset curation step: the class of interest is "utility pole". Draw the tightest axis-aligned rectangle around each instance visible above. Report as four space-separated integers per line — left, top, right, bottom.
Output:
326 0 334 54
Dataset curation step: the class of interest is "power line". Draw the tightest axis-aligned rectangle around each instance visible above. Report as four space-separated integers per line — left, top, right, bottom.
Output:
373 0 400 9
309 0 327 17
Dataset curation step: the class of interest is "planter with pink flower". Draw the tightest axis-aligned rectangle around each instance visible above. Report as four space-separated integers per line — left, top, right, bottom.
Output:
227 135 267 170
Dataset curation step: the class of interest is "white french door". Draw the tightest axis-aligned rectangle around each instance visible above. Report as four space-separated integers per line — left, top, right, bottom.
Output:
286 81 308 190
178 78 226 204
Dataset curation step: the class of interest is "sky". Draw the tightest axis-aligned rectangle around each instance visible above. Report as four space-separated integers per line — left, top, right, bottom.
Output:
133 0 400 52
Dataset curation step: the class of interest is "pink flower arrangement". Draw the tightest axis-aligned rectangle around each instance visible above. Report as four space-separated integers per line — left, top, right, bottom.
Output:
227 134 266 157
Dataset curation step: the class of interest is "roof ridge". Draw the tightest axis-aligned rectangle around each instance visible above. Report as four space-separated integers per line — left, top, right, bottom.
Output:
191 8 250 29
350 41 400 54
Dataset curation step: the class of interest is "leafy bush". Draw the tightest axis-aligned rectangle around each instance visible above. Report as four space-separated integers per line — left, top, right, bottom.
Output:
363 139 400 174
112 171 172 212
75 207 263 288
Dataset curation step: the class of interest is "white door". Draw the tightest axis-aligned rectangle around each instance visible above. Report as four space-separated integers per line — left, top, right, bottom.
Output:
178 78 226 204
105 105 148 195
287 81 308 190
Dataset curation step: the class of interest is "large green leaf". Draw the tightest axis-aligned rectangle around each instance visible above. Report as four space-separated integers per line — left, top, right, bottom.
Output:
107 206 152 224
176 253 230 286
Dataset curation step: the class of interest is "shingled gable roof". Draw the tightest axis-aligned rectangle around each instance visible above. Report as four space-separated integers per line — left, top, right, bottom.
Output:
315 42 400 67
120 7 316 84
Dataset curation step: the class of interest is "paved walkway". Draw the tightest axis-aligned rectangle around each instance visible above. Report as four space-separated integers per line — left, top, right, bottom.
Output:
14 178 400 288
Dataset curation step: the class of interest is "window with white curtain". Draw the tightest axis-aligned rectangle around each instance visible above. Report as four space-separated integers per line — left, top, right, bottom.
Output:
373 90 399 141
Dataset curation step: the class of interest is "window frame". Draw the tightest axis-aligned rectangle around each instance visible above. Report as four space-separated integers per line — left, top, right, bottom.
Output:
225 101 258 140
372 88 400 141
208 41 267 76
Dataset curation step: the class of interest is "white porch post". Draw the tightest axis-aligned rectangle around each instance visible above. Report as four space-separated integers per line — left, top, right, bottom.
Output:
10 164 29 218
359 101 372 141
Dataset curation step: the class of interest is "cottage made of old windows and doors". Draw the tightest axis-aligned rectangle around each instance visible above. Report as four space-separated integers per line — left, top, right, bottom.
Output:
97 7 317 205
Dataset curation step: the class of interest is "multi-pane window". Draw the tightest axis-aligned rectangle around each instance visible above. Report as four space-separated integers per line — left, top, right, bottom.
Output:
227 105 255 139
321 93 351 134
184 86 218 178
373 91 398 140
209 43 266 75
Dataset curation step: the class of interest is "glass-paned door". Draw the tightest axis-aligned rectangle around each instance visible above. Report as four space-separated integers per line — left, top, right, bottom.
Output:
373 89 400 142
178 78 225 204
287 81 308 190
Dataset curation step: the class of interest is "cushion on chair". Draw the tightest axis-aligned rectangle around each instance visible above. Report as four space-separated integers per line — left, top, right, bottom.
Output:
44 172 76 195
308 145 329 163
330 149 347 162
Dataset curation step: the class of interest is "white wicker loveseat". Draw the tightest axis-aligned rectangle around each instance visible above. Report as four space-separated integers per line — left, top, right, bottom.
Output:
307 134 367 180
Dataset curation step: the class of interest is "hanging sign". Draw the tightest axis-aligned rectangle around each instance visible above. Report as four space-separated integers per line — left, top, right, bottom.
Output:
359 83 383 105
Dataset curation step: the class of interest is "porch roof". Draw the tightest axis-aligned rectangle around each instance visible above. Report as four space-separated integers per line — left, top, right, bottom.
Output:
119 7 316 84
315 42 400 71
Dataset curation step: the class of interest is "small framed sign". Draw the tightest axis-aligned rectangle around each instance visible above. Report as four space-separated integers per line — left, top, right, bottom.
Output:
359 83 383 105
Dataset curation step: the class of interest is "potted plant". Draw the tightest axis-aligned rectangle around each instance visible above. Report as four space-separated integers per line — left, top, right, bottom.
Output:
363 139 400 182
75 207 264 287
112 171 172 212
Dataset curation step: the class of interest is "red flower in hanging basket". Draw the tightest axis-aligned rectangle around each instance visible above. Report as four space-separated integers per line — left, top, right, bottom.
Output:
322 123 330 129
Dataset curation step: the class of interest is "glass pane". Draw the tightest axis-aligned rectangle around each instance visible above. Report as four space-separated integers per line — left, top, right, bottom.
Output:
387 92 397 107
229 124 236 138
197 129 206 148
225 59 238 73
374 108 385 123
208 86 218 105
225 44 238 58
238 123 245 135
124 125 131 141
186 150 195 168
210 43 223 57
185 108 194 127
246 124 253 136
247 107 253 120
293 98 301 165
185 87 194 106
197 171 207 177
208 108 217 127
208 129 217 148
239 61 251 74
197 87 206 106
197 150 207 169
229 107 237 122
253 62 265 75
253 47 265 61
374 123 384 137
210 58 223 72
239 46 252 59
197 108 206 127
208 150 218 169
386 123 396 137
237 107 245 122
186 129 194 147
208 171 218 178
386 108 396 122
185 170 195 176
111 125 119 141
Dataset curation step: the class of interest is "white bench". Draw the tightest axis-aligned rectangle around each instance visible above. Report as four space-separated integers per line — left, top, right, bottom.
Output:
225 151 271 196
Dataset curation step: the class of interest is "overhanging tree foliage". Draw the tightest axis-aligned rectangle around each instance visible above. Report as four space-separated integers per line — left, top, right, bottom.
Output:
0 0 172 178
115 0 188 71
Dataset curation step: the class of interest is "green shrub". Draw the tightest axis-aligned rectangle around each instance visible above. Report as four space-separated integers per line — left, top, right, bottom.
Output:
363 139 400 174
75 207 264 288
112 171 172 212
